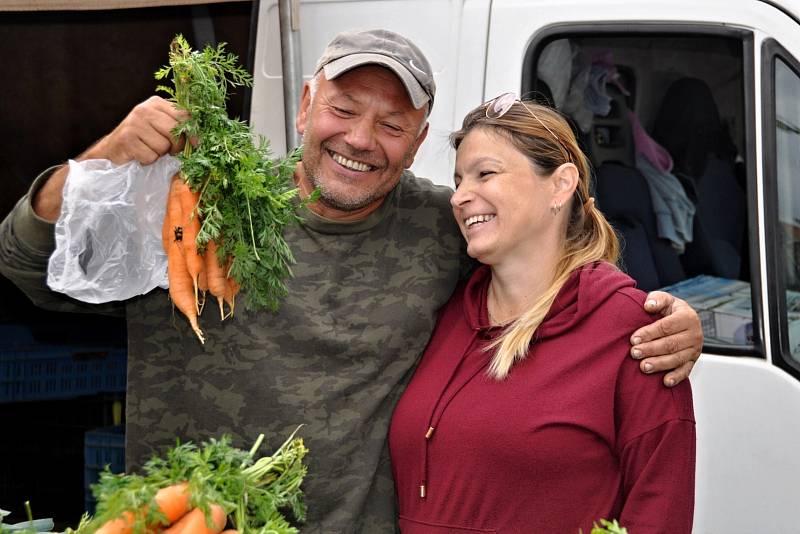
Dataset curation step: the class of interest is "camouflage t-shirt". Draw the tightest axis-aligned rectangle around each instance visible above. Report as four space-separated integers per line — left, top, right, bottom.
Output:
0 168 466 533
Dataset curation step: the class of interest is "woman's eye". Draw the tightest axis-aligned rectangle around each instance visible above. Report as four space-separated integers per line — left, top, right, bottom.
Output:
479 170 495 178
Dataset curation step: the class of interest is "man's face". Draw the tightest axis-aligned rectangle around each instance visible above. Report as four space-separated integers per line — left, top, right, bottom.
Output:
296 65 429 216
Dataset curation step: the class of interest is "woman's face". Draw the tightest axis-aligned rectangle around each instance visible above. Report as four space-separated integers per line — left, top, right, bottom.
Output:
450 127 560 266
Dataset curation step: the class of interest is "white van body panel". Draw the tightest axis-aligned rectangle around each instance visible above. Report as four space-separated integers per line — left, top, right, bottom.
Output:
250 1 800 531
691 355 800 532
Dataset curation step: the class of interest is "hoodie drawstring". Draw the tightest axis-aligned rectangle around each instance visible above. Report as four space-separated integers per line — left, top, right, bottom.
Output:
420 328 489 499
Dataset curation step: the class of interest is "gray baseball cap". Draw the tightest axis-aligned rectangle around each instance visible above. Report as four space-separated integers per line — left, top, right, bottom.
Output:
314 29 436 111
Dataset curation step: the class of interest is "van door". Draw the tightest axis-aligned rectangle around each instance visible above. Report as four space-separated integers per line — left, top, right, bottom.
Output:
483 0 800 531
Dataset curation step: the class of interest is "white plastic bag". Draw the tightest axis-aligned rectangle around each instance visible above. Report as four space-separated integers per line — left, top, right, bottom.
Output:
47 156 180 303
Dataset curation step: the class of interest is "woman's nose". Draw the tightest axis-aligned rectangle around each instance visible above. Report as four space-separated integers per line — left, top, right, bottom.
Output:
450 182 472 209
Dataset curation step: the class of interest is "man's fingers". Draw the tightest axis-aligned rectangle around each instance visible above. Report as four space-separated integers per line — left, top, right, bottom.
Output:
94 96 186 164
142 103 187 154
124 137 162 166
137 127 179 163
636 348 697 388
643 290 675 315
632 291 702 385
631 295 701 347
663 360 695 387
636 345 697 370
630 328 697 359
148 95 189 121
630 313 682 346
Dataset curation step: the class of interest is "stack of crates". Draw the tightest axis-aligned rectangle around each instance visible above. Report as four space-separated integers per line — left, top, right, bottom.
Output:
0 324 127 402
83 425 126 514
0 321 127 525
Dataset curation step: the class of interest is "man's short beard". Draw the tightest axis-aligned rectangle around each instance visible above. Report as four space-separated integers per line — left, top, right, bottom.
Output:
307 172 389 212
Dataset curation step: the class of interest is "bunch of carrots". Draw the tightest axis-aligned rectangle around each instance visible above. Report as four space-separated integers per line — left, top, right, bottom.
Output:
78 431 308 534
162 175 238 344
93 483 231 534
157 36 309 343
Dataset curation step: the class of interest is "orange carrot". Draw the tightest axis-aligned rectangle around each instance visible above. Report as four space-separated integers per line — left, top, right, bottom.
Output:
163 175 183 256
173 178 204 303
153 482 192 525
224 275 240 318
162 504 226 534
169 232 204 344
197 261 209 314
94 483 192 534
94 511 136 534
204 240 228 320
166 175 184 251
162 207 173 256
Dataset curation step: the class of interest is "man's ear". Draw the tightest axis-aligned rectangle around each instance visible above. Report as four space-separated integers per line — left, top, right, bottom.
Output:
295 83 312 136
403 122 429 169
552 162 579 204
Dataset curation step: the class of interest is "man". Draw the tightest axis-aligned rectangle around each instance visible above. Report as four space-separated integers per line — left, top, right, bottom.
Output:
0 29 701 532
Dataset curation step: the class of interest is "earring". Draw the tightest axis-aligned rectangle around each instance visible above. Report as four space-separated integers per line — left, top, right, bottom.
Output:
550 201 562 215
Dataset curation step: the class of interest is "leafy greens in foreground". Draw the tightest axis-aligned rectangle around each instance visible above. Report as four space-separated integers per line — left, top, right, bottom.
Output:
81 431 308 534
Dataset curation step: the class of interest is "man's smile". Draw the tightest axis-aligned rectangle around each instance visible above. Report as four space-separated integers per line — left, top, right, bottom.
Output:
328 149 377 172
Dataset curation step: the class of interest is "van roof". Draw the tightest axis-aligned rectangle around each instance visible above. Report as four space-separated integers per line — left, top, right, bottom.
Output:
761 0 800 23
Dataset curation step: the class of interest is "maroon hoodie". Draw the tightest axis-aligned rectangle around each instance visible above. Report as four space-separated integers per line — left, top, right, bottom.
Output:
389 262 695 533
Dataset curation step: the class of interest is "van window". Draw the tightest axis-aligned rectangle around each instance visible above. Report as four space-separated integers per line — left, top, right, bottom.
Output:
774 57 800 360
528 33 754 351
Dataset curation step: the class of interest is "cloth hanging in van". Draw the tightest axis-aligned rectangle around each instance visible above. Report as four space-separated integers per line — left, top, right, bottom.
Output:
630 112 695 252
537 39 574 109
584 50 631 116
539 40 595 133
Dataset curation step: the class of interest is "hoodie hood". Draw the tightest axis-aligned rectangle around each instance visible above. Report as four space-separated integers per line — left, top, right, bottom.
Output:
463 262 635 339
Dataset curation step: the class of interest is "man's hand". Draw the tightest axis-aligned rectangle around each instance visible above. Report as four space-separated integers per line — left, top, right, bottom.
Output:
32 96 187 222
630 290 703 387
83 96 188 164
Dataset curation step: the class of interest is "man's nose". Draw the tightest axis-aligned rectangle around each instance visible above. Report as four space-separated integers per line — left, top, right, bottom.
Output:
344 117 377 151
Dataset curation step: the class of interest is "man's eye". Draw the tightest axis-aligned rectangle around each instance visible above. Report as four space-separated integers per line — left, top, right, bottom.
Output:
333 106 354 116
479 170 495 178
383 122 403 133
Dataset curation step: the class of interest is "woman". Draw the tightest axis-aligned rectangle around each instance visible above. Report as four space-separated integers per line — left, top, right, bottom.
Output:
389 95 695 533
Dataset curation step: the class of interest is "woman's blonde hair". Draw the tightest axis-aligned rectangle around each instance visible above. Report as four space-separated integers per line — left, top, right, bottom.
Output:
451 99 620 379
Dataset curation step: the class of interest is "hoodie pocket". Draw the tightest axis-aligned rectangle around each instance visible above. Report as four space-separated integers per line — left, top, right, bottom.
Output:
399 516 497 533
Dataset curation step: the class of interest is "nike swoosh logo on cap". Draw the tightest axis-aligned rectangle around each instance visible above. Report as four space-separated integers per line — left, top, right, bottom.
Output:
409 59 429 79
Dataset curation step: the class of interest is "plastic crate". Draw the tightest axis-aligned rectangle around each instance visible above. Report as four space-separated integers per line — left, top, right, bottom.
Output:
84 425 126 514
0 347 127 402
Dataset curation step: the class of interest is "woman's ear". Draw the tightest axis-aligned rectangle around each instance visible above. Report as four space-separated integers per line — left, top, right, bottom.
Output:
552 162 579 204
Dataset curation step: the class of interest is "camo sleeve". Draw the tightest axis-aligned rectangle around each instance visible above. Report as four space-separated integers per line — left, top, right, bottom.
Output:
0 167 124 316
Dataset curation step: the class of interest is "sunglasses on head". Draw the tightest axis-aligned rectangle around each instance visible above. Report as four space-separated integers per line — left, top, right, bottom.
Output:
484 92 565 149
484 93 594 208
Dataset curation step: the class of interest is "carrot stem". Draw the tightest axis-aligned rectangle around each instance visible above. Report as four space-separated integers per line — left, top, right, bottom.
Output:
244 197 260 262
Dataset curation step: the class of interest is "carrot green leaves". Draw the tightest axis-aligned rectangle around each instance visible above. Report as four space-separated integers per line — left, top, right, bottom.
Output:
82 431 308 534
155 35 309 311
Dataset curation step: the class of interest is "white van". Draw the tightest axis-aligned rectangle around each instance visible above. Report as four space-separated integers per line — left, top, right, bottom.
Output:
249 1 800 531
